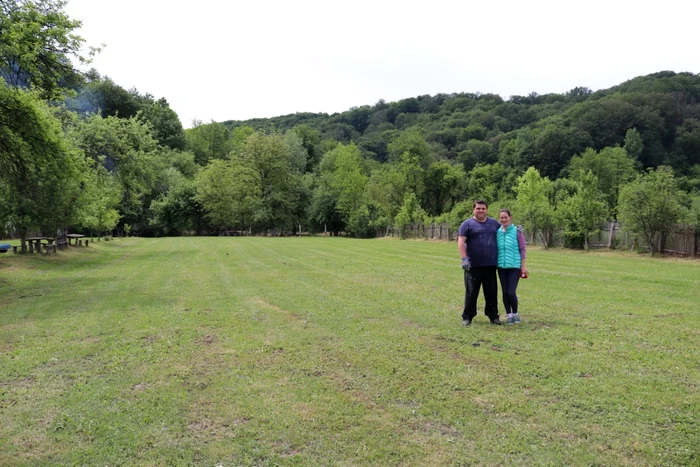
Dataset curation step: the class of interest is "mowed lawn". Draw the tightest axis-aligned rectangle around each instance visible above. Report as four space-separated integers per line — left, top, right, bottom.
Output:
0 237 698 466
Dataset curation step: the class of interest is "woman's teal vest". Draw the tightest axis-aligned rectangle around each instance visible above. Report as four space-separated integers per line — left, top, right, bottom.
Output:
497 224 521 269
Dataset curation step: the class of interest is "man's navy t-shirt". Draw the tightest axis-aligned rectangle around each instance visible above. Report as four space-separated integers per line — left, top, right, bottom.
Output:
458 217 500 267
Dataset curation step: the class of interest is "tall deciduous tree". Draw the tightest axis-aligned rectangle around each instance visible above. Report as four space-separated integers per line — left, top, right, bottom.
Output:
618 166 683 254
186 120 231 165
556 170 608 249
387 128 430 165
513 167 555 247
139 98 186 150
194 159 256 233
568 146 637 218
0 0 95 99
73 163 121 238
0 83 85 249
309 143 368 234
75 115 160 229
394 191 426 239
423 161 466 216
239 132 305 233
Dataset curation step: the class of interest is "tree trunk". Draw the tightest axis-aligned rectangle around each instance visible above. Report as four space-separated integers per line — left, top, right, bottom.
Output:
19 229 27 253
607 223 615 249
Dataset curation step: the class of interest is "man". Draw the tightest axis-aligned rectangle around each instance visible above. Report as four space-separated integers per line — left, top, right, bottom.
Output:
458 200 501 325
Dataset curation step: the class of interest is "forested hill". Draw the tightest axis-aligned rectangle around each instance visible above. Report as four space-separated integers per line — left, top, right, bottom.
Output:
223 71 700 180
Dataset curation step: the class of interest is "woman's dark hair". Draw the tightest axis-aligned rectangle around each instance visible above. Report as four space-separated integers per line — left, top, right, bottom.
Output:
499 209 512 217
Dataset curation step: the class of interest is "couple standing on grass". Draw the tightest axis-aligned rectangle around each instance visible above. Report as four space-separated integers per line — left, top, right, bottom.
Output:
458 200 528 326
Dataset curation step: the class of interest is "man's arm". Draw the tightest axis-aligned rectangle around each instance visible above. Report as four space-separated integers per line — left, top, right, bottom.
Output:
458 235 467 259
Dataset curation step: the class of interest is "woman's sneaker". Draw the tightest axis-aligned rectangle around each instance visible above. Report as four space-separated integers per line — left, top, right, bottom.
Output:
506 313 515 325
513 313 521 324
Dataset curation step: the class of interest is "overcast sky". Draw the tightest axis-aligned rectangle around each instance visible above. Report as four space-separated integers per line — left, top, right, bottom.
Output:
64 0 699 128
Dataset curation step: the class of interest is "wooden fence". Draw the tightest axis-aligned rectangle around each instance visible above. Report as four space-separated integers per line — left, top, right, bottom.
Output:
542 223 699 257
389 221 699 257
388 223 451 240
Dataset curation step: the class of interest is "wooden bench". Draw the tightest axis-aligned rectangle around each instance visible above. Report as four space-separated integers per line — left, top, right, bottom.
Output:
41 242 57 255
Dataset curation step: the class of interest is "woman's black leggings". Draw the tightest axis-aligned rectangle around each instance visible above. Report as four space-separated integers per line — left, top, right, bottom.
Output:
498 268 520 314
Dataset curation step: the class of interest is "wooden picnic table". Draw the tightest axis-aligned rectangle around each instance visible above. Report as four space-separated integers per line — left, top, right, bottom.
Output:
25 236 47 253
66 234 84 246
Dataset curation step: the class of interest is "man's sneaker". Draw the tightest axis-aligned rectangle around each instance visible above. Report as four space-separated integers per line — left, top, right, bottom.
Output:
462 319 472 326
490 318 503 325
506 313 515 325
513 313 521 324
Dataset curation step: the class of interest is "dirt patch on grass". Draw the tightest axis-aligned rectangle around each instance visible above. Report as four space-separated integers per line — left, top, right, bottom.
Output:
420 421 462 438
0 376 36 389
78 337 101 344
141 335 161 345
196 334 217 345
292 402 318 420
654 313 683 318
252 298 307 325
131 382 149 392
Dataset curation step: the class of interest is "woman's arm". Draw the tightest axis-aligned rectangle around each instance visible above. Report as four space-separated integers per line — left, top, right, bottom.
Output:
517 230 528 274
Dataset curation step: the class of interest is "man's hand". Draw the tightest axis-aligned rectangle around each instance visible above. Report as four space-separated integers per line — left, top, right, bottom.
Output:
461 257 471 271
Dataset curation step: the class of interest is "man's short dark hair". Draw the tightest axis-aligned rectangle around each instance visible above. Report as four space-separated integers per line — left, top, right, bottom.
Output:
473 200 488 208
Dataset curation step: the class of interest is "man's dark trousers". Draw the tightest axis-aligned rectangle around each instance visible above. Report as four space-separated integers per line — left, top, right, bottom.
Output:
462 266 499 321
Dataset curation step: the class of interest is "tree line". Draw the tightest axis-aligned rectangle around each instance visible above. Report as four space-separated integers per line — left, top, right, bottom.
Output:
2 0 699 254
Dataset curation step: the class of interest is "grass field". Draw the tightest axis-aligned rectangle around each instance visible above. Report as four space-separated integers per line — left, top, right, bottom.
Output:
0 237 698 466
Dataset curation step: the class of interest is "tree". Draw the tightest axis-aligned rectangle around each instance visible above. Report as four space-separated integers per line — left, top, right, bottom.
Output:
75 114 160 230
139 98 186 150
457 139 496 172
309 143 369 234
0 83 85 249
194 159 257 234
329 143 368 218
238 132 305 233
624 128 644 161
229 125 255 156
668 119 700 173
74 163 121 238
147 165 205 235
67 76 141 118
387 128 430 165
532 123 590 179
568 146 637 218
618 166 683 254
290 124 321 171
556 171 608 249
513 167 555 247
394 192 427 239
466 163 511 205
422 160 466 216
0 0 95 99
186 120 231 165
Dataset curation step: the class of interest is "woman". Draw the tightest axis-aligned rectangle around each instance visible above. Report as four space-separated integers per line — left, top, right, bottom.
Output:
496 209 528 324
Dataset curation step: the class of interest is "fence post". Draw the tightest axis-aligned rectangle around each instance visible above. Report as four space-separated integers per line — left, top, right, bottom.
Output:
691 226 696 258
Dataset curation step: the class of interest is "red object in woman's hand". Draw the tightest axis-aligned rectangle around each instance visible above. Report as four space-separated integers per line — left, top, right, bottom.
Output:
520 271 529 279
